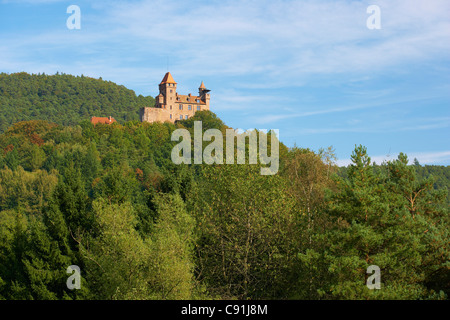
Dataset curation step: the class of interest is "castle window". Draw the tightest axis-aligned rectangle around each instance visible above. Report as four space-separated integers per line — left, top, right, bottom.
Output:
180 115 183 120
179 105 183 110
185 115 188 119
170 105 172 110
196 99 200 103
170 114 172 119
197 106 201 111
188 105 192 110
170 90 173 93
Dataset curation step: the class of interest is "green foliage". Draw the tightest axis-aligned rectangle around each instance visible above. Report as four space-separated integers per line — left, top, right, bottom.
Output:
0 72 155 132
178 110 226 131
0 84 448 301
80 195 197 300
193 164 298 299
299 146 449 299
148 193 197 299
281 147 337 299
0 166 58 215
81 199 152 300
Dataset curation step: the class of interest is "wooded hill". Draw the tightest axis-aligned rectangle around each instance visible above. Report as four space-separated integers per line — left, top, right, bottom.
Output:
0 115 448 300
0 72 448 300
0 72 154 132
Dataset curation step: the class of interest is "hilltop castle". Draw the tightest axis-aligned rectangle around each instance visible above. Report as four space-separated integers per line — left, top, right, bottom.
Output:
140 72 210 123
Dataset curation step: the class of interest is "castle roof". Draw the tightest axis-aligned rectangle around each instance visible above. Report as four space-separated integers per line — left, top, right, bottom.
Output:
91 116 116 125
160 72 177 84
176 94 206 105
199 81 206 89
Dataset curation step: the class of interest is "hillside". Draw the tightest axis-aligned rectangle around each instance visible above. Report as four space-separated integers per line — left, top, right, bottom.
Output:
0 74 448 300
0 72 154 132
0 114 448 300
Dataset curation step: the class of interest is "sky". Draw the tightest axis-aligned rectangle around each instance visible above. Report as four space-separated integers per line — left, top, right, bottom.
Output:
0 0 449 166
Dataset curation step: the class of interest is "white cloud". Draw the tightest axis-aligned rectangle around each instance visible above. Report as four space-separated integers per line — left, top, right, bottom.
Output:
2 0 449 87
409 151 450 165
0 0 449 164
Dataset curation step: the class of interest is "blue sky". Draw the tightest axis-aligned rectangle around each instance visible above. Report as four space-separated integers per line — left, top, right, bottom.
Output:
1 0 449 165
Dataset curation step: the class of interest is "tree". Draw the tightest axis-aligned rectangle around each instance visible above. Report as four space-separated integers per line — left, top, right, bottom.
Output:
148 193 197 299
193 164 297 299
80 195 198 300
0 209 29 299
281 147 336 299
179 110 226 131
82 142 101 186
4 147 18 170
80 199 152 299
306 146 449 299
28 144 46 171
53 165 93 237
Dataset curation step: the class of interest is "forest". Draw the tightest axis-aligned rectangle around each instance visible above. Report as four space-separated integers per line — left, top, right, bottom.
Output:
0 73 448 300
0 72 154 132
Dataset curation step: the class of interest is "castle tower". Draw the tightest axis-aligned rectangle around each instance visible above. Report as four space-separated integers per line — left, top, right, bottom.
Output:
157 72 177 111
198 81 210 109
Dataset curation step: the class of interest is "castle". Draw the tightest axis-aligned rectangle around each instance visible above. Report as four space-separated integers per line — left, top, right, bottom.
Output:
140 72 210 123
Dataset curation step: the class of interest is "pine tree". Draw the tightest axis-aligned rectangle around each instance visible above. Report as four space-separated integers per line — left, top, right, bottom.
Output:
307 146 448 299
